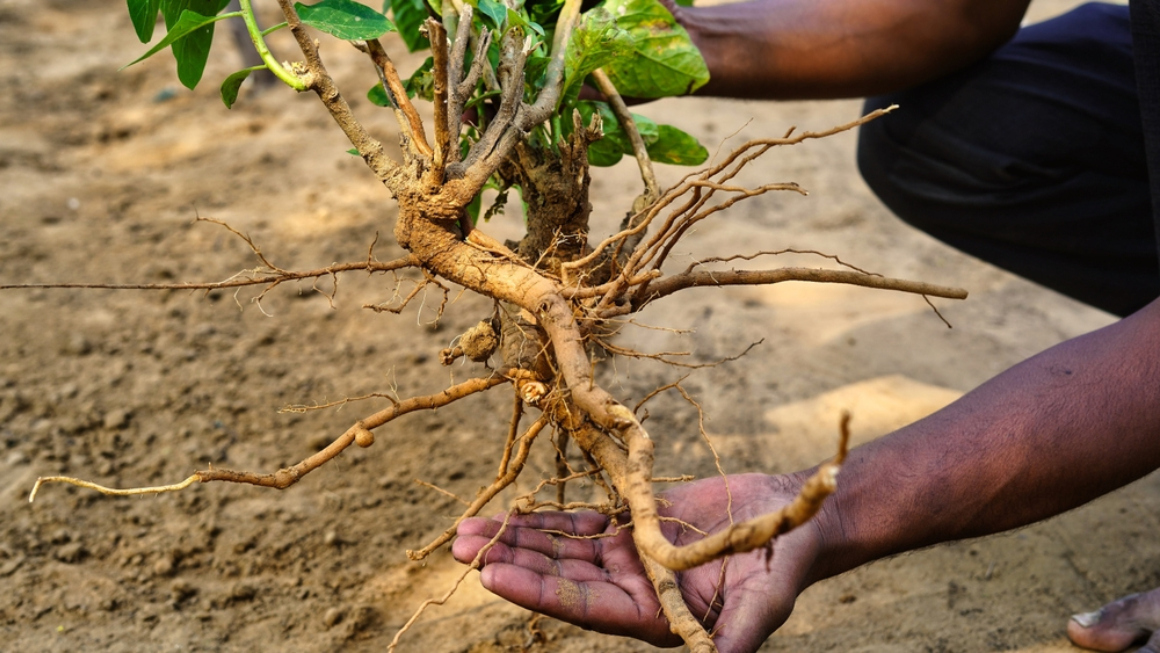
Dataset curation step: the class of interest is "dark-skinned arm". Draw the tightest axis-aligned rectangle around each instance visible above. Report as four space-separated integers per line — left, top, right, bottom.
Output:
455 298 1160 653
807 295 1160 585
671 0 1032 98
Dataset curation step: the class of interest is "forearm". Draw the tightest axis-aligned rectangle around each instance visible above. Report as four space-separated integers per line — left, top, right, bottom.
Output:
806 297 1160 584
676 0 1031 99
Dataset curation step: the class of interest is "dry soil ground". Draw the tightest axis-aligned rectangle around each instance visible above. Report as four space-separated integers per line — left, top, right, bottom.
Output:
3 0 1158 650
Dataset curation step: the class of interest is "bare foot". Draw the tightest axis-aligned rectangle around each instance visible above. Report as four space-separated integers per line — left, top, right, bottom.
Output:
1068 588 1160 652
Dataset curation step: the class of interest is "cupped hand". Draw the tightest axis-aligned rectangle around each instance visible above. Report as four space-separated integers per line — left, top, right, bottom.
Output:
452 473 822 653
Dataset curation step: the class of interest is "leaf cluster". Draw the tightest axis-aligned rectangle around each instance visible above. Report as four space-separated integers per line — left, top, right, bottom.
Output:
123 0 711 175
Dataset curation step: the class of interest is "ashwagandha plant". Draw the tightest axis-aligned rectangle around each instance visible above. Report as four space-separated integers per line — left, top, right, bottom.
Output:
15 0 968 648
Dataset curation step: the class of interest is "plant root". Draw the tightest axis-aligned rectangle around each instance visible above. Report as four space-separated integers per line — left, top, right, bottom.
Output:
30 374 513 501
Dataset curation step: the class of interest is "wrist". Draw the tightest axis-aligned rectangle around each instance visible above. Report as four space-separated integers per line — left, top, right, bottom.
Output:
788 463 874 588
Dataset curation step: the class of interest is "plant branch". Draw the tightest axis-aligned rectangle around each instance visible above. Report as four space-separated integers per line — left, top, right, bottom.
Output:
591 68 658 204
272 0 398 182
429 18 452 178
364 38 432 157
0 256 419 292
626 266 967 312
238 0 304 89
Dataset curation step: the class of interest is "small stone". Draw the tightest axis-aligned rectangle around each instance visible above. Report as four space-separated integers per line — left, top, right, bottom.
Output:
322 607 344 629
323 530 340 546
152 553 176 577
5 451 28 466
171 580 197 602
63 334 92 356
229 583 257 602
347 605 376 632
54 542 87 564
103 409 130 430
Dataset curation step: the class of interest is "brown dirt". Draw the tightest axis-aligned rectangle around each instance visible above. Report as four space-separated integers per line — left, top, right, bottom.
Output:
3 0 1156 650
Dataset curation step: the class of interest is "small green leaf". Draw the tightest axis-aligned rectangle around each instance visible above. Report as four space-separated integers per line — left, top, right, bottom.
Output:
156 0 232 89
367 83 391 106
220 66 260 108
389 0 431 51
124 9 231 89
561 8 632 103
599 0 709 98
295 0 395 40
506 8 545 36
381 0 391 11
526 0 565 27
573 101 701 166
471 0 506 28
632 112 659 145
347 147 360 155
404 56 435 99
646 124 707 165
574 101 628 166
671 0 693 5
127 0 163 42
466 192 484 225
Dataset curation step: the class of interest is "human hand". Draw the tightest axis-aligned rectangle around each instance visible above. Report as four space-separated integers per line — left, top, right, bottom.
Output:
452 472 823 653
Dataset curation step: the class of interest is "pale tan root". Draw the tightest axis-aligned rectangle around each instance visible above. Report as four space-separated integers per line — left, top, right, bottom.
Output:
29 374 510 501
406 415 549 560
388 512 515 652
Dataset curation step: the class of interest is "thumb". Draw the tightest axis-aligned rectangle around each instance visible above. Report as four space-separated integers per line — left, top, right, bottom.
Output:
710 583 794 653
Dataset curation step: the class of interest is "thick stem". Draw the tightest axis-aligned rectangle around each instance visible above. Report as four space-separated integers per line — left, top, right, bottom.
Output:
237 0 305 89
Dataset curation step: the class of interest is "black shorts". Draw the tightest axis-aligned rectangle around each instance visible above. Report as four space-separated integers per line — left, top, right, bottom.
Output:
858 2 1159 316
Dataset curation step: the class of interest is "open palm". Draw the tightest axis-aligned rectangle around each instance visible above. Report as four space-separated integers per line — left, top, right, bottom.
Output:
452 473 822 653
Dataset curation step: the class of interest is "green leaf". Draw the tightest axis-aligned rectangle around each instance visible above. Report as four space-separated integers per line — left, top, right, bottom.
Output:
295 0 395 40
671 0 693 5
573 101 626 166
367 83 391 106
599 0 708 98
389 0 431 51
646 124 707 165
125 8 230 89
381 0 391 11
526 0 565 27
220 66 260 108
157 0 232 89
347 147 361 155
404 56 435 99
573 101 701 166
127 0 162 42
561 8 632 103
506 8 544 37
471 0 507 29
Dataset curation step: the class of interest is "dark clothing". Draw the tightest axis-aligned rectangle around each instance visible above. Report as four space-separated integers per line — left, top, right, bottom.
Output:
1133 0 1160 257
857 2 1160 316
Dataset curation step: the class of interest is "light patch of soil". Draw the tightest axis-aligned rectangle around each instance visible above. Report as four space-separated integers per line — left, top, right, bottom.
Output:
3 0 1154 651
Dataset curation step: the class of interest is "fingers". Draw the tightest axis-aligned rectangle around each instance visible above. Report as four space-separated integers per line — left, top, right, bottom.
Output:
453 512 611 564
1068 588 1160 652
477 562 678 646
452 533 611 583
710 581 788 653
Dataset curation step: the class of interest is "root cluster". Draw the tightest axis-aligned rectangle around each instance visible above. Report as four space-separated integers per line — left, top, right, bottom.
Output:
18 2 969 650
